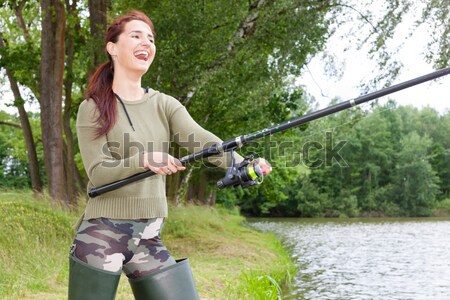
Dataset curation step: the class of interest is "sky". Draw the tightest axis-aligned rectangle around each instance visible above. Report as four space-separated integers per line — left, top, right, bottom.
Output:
298 3 450 115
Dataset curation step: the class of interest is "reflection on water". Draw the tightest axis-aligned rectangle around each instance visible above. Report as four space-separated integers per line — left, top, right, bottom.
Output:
249 218 450 300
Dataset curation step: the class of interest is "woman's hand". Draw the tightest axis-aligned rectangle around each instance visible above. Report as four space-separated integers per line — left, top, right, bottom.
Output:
142 152 186 176
256 158 272 175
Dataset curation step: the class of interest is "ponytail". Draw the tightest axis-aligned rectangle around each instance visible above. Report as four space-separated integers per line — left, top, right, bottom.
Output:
85 61 116 139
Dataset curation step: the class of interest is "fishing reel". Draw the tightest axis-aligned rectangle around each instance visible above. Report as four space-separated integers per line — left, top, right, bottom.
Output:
217 150 264 189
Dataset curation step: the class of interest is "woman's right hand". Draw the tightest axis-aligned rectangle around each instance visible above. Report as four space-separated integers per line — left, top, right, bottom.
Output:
142 152 186 176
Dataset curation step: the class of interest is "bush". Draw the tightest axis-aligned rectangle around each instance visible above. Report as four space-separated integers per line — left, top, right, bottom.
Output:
433 198 450 216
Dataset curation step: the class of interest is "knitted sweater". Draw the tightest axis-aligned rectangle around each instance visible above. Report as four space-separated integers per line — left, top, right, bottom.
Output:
76 88 234 221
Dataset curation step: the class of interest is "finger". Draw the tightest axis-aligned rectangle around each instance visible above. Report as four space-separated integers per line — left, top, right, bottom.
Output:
144 153 165 167
150 167 168 176
173 158 185 167
151 161 166 168
170 158 186 170
259 159 272 175
166 164 178 174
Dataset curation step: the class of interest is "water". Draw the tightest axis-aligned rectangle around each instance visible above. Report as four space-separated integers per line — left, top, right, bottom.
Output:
249 218 450 300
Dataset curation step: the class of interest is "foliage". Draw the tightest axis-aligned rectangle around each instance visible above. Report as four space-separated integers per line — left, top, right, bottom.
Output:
421 0 450 67
0 110 45 188
434 198 450 216
394 132 439 216
319 1 450 88
238 101 450 218
0 0 449 217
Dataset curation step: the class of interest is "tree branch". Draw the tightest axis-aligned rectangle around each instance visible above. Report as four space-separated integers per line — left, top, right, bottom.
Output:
335 3 378 33
0 121 21 129
12 1 31 41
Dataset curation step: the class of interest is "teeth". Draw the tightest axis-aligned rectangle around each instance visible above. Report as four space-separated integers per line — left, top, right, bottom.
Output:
135 50 148 58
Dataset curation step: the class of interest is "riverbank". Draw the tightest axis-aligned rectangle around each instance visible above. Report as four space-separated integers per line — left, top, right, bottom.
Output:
0 190 295 299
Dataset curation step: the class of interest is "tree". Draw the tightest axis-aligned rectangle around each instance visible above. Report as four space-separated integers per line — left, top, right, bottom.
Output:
1 0 88 205
437 113 450 197
0 30 42 193
39 0 66 202
421 0 450 68
87 0 108 75
395 132 440 216
347 104 398 211
309 0 449 94
0 111 43 189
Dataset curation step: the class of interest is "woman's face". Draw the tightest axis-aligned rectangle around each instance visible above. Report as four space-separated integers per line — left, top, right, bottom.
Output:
107 20 156 77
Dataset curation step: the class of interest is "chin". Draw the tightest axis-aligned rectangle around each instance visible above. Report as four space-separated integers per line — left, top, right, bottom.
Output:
133 66 151 76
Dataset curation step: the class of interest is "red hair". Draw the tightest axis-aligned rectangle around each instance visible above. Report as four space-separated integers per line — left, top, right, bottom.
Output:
85 10 155 138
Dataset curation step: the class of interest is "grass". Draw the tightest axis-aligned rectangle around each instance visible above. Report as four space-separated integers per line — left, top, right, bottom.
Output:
0 190 295 300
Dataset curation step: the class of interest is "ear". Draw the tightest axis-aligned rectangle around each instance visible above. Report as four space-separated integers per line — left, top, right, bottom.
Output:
106 41 117 56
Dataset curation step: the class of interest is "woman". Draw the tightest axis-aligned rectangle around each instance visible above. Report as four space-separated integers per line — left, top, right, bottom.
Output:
69 10 271 300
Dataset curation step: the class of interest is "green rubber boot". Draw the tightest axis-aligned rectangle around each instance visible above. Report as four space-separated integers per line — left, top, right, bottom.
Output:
68 254 121 300
129 258 199 300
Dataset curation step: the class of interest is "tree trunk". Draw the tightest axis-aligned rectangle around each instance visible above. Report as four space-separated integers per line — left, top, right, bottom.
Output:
17 103 43 194
73 159 86 192
88 0 108 76
40 0 66 203
166 143 182 203
166 171 181 203
11 1 40 99
0 32 43 194
63 0 81 207
197 171 207 204
208 188 216 207
175 167 194 207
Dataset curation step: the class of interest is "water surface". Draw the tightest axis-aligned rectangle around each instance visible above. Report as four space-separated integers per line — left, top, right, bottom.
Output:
249 218 450 300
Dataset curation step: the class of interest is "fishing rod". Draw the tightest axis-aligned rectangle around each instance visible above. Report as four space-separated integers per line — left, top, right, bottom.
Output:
88 66 450 197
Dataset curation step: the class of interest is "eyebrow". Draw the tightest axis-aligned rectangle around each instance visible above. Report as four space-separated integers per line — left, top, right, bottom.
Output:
129 30 154 38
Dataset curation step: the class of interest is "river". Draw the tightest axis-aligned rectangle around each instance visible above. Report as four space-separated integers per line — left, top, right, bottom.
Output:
248 218 450 300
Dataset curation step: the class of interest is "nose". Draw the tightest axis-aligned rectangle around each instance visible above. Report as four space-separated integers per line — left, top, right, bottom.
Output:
141 38 152 48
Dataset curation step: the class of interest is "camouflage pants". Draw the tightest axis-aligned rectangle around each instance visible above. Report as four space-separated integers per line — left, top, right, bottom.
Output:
70 217 176 279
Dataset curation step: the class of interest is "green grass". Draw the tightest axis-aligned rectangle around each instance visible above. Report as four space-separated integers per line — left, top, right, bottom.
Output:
0 190 75 300
0 190 295 300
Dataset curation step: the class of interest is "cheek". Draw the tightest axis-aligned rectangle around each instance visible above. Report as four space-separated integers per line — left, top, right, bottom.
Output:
148 46 156 62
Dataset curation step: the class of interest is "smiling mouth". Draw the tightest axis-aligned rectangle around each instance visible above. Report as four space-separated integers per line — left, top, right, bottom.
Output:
134 50 149 61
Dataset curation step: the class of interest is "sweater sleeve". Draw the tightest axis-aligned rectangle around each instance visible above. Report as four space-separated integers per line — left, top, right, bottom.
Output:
164 97 243 169
76 100 146 187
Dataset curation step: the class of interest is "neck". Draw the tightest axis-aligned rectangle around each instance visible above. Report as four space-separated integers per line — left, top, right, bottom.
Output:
112 70 145 100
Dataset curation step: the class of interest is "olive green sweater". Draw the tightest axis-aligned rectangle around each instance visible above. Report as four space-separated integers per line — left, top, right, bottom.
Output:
76 88 233 221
